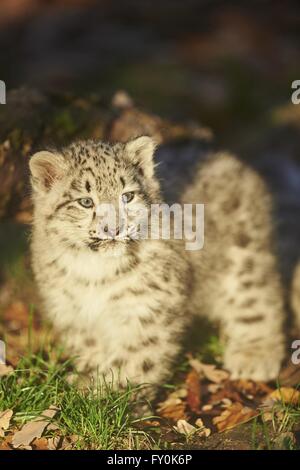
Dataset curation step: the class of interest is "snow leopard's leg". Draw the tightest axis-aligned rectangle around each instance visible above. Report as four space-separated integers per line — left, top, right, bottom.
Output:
183 152 286 381
218 247 286 381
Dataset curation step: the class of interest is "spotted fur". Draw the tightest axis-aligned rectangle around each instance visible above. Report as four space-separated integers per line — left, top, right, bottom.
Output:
30 137 190 389
30 139 285 386
182 153 285 381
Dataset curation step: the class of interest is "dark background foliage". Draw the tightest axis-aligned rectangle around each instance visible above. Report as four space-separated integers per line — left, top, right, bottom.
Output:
0 0 300 148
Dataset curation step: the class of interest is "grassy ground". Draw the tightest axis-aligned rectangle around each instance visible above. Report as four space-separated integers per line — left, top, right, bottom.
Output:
0 222 300 450
1 327 299 450
0 351 156 449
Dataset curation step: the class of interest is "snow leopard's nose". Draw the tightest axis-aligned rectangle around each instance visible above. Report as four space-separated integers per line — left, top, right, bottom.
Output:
89 226 120 239
103 225 120 237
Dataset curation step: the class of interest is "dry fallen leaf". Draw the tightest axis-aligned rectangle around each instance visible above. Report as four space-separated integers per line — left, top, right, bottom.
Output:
141 419 161 428
233 379 273 397
221 398 233 408
174 419 196 436
189 358 229 383
269 387 300 406
12 406 59 448
186 369 201 413
195 418 211 437
261 387 300 412
0 434 13 450
174 418 211 438
59 434 80 450
213 402 258 432
202 404 213 411
157 387 188 421
207 383 223 394
169 388 188 399
47 436 61 450
157 396 187 421
195 417 204 428
32 437 49 450
0 409 13 437
261 411 273 422
47 423 60 432
47 435 66 450
208 381 242 405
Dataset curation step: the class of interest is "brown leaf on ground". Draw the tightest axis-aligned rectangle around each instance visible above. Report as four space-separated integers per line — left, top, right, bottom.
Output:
0 364 14 377
0 409 13 437
0 434 13 450
60 434 80 450
268 387 300 406
47 436 62 450
233 379 273 398
47 423 60 432
186 369 201 413
157 386 187 421
189 358 229 383
174 419 197 436
207 379 272 408
12 406 59 448
208 381 243 405
157 388 188 421
32 437 49 450
157 397 187 421
207 383 223 394
213 402 258 432
174 418 211 438
195 418 212 437
140 420 161 428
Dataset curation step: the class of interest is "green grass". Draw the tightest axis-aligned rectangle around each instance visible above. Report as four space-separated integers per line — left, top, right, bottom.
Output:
251 387 300 450
267 395 300 444
0 350 154 449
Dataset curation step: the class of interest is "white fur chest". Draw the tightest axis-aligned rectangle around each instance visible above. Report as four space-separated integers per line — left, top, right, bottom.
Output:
38 246 146 338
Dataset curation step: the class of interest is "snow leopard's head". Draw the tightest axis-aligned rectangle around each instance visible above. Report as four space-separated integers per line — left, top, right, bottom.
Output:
29 137 160 256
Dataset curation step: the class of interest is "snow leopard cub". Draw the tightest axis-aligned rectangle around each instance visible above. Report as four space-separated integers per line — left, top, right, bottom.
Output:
30 137 191 388
182 153 285 381
30 137 285 386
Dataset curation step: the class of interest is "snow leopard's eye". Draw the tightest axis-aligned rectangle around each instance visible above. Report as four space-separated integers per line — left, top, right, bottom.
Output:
78 197 94 208
122 192 135 203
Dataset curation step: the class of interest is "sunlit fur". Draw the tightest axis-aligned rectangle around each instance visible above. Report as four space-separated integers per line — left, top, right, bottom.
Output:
30 138 191 389
30 139 286 386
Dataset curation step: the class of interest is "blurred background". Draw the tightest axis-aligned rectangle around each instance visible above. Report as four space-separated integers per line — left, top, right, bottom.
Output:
1 0 300 147
1 0 300 363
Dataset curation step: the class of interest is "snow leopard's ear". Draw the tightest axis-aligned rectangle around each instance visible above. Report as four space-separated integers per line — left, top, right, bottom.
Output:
29 151 67 192
124 136 157 179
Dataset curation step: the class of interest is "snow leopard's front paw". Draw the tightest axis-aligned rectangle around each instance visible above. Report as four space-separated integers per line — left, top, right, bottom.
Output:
224 341 285 382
